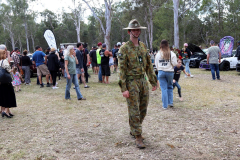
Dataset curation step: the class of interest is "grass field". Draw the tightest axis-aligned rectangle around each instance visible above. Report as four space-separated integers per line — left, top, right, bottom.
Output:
0 68 240 159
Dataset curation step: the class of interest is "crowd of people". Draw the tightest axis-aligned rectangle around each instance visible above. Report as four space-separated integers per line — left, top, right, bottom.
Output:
1 18 238 150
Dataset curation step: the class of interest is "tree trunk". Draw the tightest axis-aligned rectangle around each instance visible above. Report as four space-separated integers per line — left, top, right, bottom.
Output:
173 0 180 49
83 0 112 50
10 31 15 51
24 20 30 52
148 0 153 51
31 33 35 52
18 36 22 52
104 0 111 50
145 30 149 48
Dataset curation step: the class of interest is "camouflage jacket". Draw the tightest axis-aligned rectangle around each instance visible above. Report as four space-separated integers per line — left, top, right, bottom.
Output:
118 40 157 92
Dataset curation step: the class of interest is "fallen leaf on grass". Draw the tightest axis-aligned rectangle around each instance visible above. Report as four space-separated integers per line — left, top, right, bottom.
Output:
115 142 124 147
94 124 100 128
230 130 237 134
166 143 175 149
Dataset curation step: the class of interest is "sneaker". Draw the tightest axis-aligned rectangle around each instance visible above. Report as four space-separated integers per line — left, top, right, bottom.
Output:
217 78 221 80
46 83 51 87
179 97 183 101
162 107 167 110
169 104 174 108
52 86 59 89
78 97 86 100
73 86 75 89
40 84 44 88
190 75 194 78
84 85 90 88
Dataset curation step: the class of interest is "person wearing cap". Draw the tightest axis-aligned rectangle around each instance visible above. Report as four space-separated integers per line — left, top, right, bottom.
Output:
46 48 59 89
118 19 157 149
89 46 98 74
96 42 103 83
236 41 240 61
100 43 112 84
113 42 122 73
11 47 20 70
180 43 194 78
45 47 51 56
207 40 221 80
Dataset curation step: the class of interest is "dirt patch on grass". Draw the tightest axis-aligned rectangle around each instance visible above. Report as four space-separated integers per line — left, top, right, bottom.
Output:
0 69 240 159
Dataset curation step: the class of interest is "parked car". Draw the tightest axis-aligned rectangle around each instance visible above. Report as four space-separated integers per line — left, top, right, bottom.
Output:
187 43 207 68
199 50 237 71
236 61 240 72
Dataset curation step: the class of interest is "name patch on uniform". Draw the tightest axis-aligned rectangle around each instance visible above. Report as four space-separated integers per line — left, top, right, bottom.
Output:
138 56 143 64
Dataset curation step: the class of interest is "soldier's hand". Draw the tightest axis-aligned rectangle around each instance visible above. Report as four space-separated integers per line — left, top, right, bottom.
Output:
122 91 129 98
152 86 157 91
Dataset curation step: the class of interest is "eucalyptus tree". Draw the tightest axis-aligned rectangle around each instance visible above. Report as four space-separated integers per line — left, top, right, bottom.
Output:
0 3 17 50
68 1 84 42
83 0 113 50
8 0 31 52
40 9 59 31
169 0 200 48
132 0 168 50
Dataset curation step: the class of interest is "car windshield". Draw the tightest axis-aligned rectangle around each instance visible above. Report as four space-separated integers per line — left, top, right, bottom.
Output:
221 54 231 58
203 49 208 53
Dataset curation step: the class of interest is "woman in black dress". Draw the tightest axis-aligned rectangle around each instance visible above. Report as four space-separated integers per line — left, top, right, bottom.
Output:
0 48 17 118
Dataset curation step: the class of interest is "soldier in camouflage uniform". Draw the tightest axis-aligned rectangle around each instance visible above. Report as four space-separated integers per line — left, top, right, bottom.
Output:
118 19 157 149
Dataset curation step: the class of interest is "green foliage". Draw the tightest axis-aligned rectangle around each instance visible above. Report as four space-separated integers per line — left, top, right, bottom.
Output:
0 0 239 52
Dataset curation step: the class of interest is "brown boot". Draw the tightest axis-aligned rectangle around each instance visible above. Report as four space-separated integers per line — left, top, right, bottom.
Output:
135 135 146 149
130 132 145 140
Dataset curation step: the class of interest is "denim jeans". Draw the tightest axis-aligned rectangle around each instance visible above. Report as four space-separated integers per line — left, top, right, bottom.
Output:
65 74 83 99
173 81 181 97
210 64 220 80
158 70 174 108
98 65 102 81
183 59 191 75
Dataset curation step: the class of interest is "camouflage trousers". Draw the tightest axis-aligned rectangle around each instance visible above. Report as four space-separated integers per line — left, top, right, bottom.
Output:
126 77 149 136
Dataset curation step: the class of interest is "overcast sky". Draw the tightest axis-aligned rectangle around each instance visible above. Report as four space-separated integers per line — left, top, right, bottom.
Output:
2 0 122 23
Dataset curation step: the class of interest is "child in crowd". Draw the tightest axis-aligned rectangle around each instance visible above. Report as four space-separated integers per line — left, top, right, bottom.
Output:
173 59 190 101
12 67 22 92
109 56 114 74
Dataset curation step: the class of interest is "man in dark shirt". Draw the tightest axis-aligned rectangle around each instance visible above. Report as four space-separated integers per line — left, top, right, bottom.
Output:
100 43 112 84
76 43 89 88
80 43 90 83
59 48 65 77
89 46 98 74
113 42 121 73
45 47 50 56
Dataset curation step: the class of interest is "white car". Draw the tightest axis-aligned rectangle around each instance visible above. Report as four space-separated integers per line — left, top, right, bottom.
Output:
200 50 238 71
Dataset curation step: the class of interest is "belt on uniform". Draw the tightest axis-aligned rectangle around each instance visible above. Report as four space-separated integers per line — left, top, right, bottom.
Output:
126 75 144 80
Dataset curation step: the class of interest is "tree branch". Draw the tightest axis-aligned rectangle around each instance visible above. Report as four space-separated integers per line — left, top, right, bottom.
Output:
83 0 106 35
178 0 200 17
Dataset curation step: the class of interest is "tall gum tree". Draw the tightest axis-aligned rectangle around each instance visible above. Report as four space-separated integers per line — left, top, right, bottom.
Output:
70 1 84 42
172 0 200 49
83 0 112 50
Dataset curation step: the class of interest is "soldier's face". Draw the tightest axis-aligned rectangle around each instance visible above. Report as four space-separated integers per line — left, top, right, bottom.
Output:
129 29 141 38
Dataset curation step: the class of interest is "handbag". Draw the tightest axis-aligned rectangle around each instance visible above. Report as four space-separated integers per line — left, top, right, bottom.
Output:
0 60 12 83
